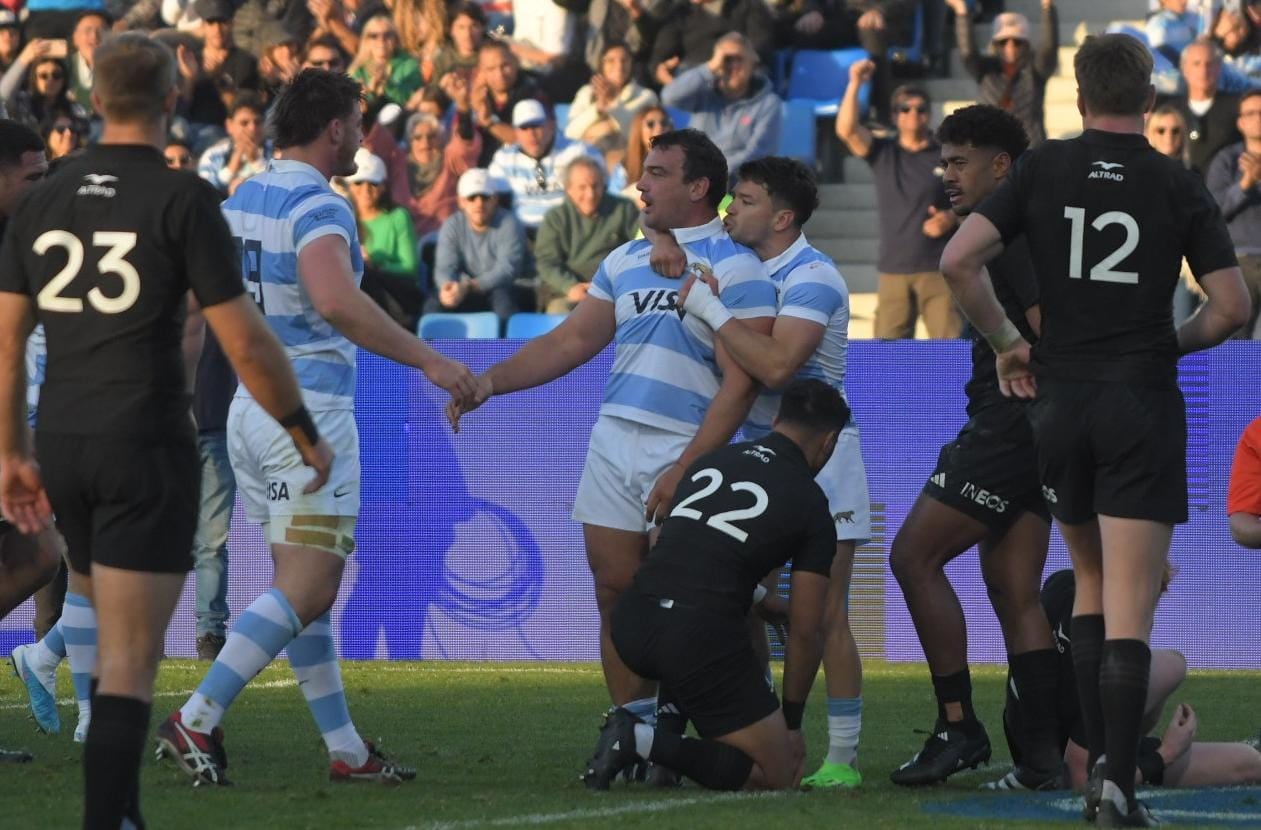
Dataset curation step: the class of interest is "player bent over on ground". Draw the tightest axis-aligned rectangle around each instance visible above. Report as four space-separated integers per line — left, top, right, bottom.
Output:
158 69 476 787
582 379 845 791
0 33 333 828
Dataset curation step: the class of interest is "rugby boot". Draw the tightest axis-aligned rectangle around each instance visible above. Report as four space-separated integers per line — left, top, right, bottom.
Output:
890 719 991 786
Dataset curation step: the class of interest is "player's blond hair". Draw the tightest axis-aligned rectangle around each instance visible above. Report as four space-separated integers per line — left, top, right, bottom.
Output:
1074 34 1153 118
92 33 177 124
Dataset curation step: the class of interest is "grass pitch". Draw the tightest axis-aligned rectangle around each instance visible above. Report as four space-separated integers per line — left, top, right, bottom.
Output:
1 660 1255 829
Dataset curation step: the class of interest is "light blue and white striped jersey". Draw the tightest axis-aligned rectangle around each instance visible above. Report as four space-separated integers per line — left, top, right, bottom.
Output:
223 160 364 412
744 233 851 438
588 217 776 434
25 326 44 427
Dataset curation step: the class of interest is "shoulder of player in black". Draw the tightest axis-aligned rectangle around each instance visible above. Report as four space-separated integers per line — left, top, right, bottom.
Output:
730 432 811 473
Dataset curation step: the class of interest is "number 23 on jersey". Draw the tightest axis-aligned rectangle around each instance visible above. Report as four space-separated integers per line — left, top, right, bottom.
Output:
33 230 141 314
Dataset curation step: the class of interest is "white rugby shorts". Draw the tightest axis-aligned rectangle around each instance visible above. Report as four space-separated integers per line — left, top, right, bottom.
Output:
816 425 871 544
572 415 693 534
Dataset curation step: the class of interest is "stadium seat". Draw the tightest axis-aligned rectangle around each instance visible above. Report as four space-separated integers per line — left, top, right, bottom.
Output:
785 48 870 117
553 102 571 128
887 5 926 69
418 312 501 339
664 106 691 129
505 312 566 339
777 99 816 163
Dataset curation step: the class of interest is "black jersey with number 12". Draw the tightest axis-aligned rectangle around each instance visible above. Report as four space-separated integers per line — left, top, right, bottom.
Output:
975 130 1237 385
633 431 837 618
0 145 246 437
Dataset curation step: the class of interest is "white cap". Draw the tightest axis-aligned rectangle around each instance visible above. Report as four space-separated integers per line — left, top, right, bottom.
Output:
458 168 495 199
991 12 1030 43
345 148 387 185
512 99 549 128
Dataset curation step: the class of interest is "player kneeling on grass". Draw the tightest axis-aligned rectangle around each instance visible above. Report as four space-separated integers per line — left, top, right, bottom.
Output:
582 378 844 791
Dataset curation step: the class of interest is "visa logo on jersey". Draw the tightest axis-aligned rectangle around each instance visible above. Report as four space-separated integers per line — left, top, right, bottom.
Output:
630 289 684 318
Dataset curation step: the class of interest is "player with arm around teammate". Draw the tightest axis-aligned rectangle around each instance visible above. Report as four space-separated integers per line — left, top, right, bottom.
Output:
447 128 776 740
662 156 870 789
157 68 476 787
940 32 1250 827
0 33 333 828
582 379 846 791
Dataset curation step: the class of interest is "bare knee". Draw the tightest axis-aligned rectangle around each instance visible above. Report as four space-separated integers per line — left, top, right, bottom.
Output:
889 530 941 589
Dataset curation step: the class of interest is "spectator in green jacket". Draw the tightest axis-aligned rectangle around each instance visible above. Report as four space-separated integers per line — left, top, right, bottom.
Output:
346 148 425 330
351 12 423 108
535 155 640 313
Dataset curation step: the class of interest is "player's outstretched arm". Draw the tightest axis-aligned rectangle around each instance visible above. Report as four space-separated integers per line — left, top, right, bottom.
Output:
202 294 334 493
298 235 477 404
0 292 51 533
1177 266 1251 354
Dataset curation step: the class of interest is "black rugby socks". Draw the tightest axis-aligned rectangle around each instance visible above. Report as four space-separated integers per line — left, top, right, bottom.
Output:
1070 615 1107 770
1100 639 1152 809
83 694 151 830
1009 648 1063 772
648 731 754 790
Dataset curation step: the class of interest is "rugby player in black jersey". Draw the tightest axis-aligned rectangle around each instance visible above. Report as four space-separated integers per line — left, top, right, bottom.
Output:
888 105 1063 791
941 33 1250 827
580 379 846 792
0 33 331 828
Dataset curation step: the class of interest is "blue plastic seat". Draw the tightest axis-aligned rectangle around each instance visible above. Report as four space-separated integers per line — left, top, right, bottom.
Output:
664 106 691 129
785 48 871 117
777 99 816 163
505 312 566 339
418 311 501 339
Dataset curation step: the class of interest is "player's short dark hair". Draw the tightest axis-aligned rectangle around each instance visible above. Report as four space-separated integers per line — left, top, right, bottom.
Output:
936 104 1030 161
1074 34 1153 117
736 156 819 228
776 379 850 434
0 119 44 170
228 91 265 119
649 128 728 211
92 33 178 124
267 69 362 150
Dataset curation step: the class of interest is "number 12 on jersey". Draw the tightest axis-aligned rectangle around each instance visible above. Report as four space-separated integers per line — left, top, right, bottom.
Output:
670 467 769 542
1063 206 1139 284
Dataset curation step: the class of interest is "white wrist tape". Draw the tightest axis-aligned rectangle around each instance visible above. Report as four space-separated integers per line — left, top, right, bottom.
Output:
681 280 732 330
752 584 769 604
981 318 1023 352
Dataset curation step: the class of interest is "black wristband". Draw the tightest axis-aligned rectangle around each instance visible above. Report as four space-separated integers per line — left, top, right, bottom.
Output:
782 700 805 730
279 406 320 446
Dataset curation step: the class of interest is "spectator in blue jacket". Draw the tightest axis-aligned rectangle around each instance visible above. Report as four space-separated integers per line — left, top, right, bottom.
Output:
1147 0 1206 63
660 33 782 176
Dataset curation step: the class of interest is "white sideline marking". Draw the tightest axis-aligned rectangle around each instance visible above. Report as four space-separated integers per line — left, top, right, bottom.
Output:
2 679 297 711
404 791 788 830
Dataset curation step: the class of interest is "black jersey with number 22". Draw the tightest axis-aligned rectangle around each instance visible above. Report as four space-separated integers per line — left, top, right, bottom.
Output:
633 431 837 617
0 145 245 437
975 130 1237 385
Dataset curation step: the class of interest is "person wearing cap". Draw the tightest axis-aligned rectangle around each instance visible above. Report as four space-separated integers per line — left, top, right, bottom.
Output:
0 11 22 76
661 32 781 174
428 167 529 325
345 147 425 330
196 0 262 102
949 0 1057 146
488 97 604 230
197 91 273 195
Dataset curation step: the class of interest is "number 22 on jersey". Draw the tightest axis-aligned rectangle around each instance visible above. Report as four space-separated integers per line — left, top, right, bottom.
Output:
670 467 769 542
33 230 140 313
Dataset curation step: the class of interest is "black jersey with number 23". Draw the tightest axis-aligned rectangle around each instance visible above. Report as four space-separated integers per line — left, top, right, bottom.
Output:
975 130 1236 385
0 145 245 437
633 431 837 617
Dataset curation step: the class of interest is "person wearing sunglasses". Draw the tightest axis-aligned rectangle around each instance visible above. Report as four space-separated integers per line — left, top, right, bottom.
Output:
350 11 423 109
948 0 1058 147
1 45 86 134
40 111 84 160
427 166 528 327
837 58 962 340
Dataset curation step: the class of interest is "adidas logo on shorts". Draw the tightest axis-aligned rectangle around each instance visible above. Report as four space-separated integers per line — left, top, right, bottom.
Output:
930 473 946 488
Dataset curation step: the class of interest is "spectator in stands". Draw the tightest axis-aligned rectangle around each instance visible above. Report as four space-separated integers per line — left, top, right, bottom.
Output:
836 58 960 339
62 10 105 118
430 2 487 86
306 0 365 59
504 0 580 99
345 148 425 331
1147 104 1204 325
196 0 261 106
352 11 424 109
1 50 85 134
197 93 272 196
302 35 350 74
153 29 231 151
1207 90 1261 339
471 40 549 166
164 138 196 171
661 33 781 174
0 12 21 77
847 0 922 125
428 167 529 326
1229 413 1261 549
370 71 481 238
489 98 605 231
40 111 85 160
614 103 672 204
584 0 668 87
566 42 658 146
535 155 640 313
256 22 304 99
1213 8 1261 87
649 0 775 87
392 0 447 86
1148 0 1205 64
1171 38 1242 176
949 0 1058 145
22 0 101 41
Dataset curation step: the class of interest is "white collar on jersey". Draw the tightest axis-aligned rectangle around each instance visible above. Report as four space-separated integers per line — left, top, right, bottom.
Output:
761 231 811 275
671 216 725 244
266 159 332 189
